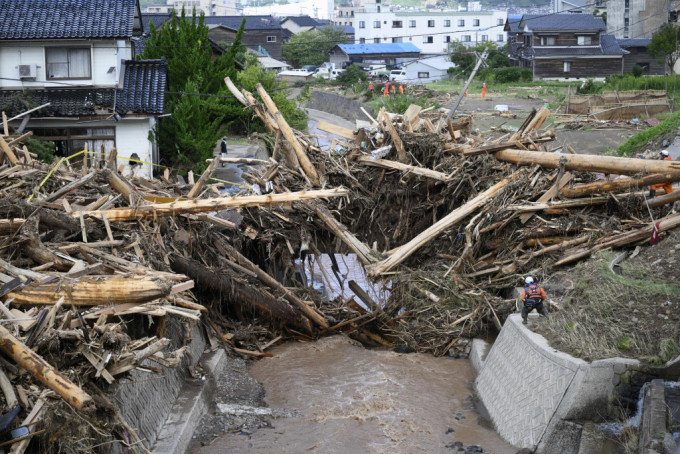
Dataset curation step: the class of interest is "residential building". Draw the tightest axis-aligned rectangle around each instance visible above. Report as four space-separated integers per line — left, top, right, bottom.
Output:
402 55 455 83
242 0 335 21
552 0 602 13
0 0 167 178
205 16 283 60
354 2 506 54
328 43 420 66
145 0 238 15
507 14 626 80
607 0 667 39
281 16 324 34
617 38 665 75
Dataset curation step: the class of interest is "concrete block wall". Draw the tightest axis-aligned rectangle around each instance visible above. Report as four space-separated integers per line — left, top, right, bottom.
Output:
474 314 639 452
110 319 207 451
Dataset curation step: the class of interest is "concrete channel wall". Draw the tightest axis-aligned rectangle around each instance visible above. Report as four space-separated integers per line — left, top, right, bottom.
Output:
473 314 639 452
111 319 207 452
304 91 374 123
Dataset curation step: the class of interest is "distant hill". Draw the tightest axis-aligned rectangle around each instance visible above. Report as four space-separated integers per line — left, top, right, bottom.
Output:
482 0 551 6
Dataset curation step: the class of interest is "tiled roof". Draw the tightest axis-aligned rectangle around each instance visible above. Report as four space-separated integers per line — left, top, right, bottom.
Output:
116 59 167 115
203 15 281 30
600 34 627 55
0 60 166 117
505 16 523 33
335 43 421 55
521 14 606 31
282 16 322 27
617 38 652 48
0 0 138 40
141 12 172 31
532 36 627 57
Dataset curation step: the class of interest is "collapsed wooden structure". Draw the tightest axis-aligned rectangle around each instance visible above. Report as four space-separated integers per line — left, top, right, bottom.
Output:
0 80 679 451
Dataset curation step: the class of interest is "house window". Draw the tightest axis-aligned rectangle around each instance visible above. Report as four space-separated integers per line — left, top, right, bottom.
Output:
267 36 276 42
373 21 381 28
32 127 115 158
497 18 504 25
497 34 504 42
444 19 451 27
360 38 366 43
418 72 429 78
458 19 465 27
462 35 471 42
577 35 592 45
46 47 91 79
392 37 403 43
409 20 416 28
473 19 480 26
359 21 365 28
541 36 556 45
481 35 488 42
564 61 571 72
445 36 451 43
428 20 435 27
374 38 381 43
393 21 403 28
423 36 434 43
624 0 629 7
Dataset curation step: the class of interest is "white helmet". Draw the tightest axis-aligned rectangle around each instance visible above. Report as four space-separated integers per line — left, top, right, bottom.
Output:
525 276 534 284
660 150 669 157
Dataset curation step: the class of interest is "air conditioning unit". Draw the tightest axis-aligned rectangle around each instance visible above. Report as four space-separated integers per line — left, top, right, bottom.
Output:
18 64 37 79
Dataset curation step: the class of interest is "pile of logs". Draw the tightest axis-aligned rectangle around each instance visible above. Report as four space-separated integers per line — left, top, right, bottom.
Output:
1 79 680 450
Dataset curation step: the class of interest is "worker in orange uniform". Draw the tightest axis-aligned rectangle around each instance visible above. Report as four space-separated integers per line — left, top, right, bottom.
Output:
368 82 374 96
520 276 548 325
650 150 673 196
399 83 404 94
482 82 486 99
383 82 389 97
390 83 396 95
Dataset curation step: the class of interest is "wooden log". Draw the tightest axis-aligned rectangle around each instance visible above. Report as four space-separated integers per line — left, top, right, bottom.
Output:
40 172 97 203
0 219 24 234
218 240 329 329
647 188 680 208
187 157 219 198
0 136 18 166
561 172 680 198
348 280 382 314
102 169 145 205
0 324 94 412
554 213 680 266
311 202 379 266
355 155 452 181
523 106 551 134
170 255 312 333
6 131 33 147
207 157 270 166
316 120 355 140
256 83 320 185
368 171 524 275
5 276 172 306
75 189 348 221
495 149 680 176
378 108 407 162
21 216 72 271
524 236 574 247
519 172 572 224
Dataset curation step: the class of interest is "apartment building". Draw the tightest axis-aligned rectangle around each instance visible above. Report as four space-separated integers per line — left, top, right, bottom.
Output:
607 0 667 39
145 0 237 15
354 2 506 54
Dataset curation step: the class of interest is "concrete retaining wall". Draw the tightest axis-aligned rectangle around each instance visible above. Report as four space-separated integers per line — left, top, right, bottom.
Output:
304 91 374 123
111 319 207 451
474 314 639 452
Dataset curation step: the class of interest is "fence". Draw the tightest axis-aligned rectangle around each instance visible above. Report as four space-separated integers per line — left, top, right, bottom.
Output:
566 90 671 120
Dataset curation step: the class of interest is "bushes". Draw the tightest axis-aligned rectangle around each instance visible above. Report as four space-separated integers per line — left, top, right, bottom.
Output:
494 67 523 83
368 95 438 115
520 69 532 82
617 109 680 155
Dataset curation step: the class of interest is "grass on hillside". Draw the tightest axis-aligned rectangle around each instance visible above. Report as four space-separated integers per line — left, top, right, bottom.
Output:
616 109 680 156
535 250 680 363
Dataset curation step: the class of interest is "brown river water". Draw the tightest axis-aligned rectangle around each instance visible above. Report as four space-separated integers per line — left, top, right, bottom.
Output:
198 335 516 454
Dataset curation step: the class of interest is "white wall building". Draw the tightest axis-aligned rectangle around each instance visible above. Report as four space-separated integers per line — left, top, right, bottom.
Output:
402 55 455 84
243 0 335 20
354 3 507 54
146 0 238 15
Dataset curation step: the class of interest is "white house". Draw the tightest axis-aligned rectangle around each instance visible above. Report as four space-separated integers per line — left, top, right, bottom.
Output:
354 1 507 54
145 0 238 15
402 55 455 84
0 0 167 179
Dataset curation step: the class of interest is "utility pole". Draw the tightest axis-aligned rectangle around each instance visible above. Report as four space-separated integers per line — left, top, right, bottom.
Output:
446 49 488 120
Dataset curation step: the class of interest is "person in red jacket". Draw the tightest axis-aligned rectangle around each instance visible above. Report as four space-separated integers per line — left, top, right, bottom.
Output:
650 150 673 196
520 276 548 325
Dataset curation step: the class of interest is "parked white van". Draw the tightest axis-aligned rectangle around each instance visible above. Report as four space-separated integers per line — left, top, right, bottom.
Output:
389 69 407 82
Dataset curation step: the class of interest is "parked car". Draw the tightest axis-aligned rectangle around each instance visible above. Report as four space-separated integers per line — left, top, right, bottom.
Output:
389 69 407 82
301 65 319 73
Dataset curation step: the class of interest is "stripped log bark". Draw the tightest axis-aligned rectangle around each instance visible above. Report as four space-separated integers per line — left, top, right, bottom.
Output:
102 169 145 205
378 108 407 162
5 276 172 306
21 216 72 271
170 255 312 333
187 157 219 199
256 83 320 185
519 172 572 224
354 155 452 181
73 188 348 221
647 188 680 208
561 171 680 198
0 324 94 412
368 170 524 275
41 172 96 203
495 149 680 175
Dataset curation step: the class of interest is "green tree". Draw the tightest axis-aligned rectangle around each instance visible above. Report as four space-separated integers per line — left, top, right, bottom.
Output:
448 41 501 78
283 26 351 67
648 25 679 75
336 64 367 86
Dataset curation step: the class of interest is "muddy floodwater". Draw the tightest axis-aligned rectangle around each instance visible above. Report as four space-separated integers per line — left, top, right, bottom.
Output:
198 336 516 454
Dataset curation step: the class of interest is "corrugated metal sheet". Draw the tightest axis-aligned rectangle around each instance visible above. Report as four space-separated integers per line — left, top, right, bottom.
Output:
336 43 421 55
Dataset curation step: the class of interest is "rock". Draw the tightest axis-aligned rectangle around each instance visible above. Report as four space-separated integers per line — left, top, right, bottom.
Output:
446 427 455 434
515 450 533 454
465 445 483 453
445 441 464 450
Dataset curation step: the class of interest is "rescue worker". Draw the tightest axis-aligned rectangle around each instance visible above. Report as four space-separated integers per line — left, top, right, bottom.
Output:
383 82 389 97
220 137 228 168
399 83 405 94
390 83 396 95
368 82 375 96
482 82 487 99
650 150 673 196
520 276 548 325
